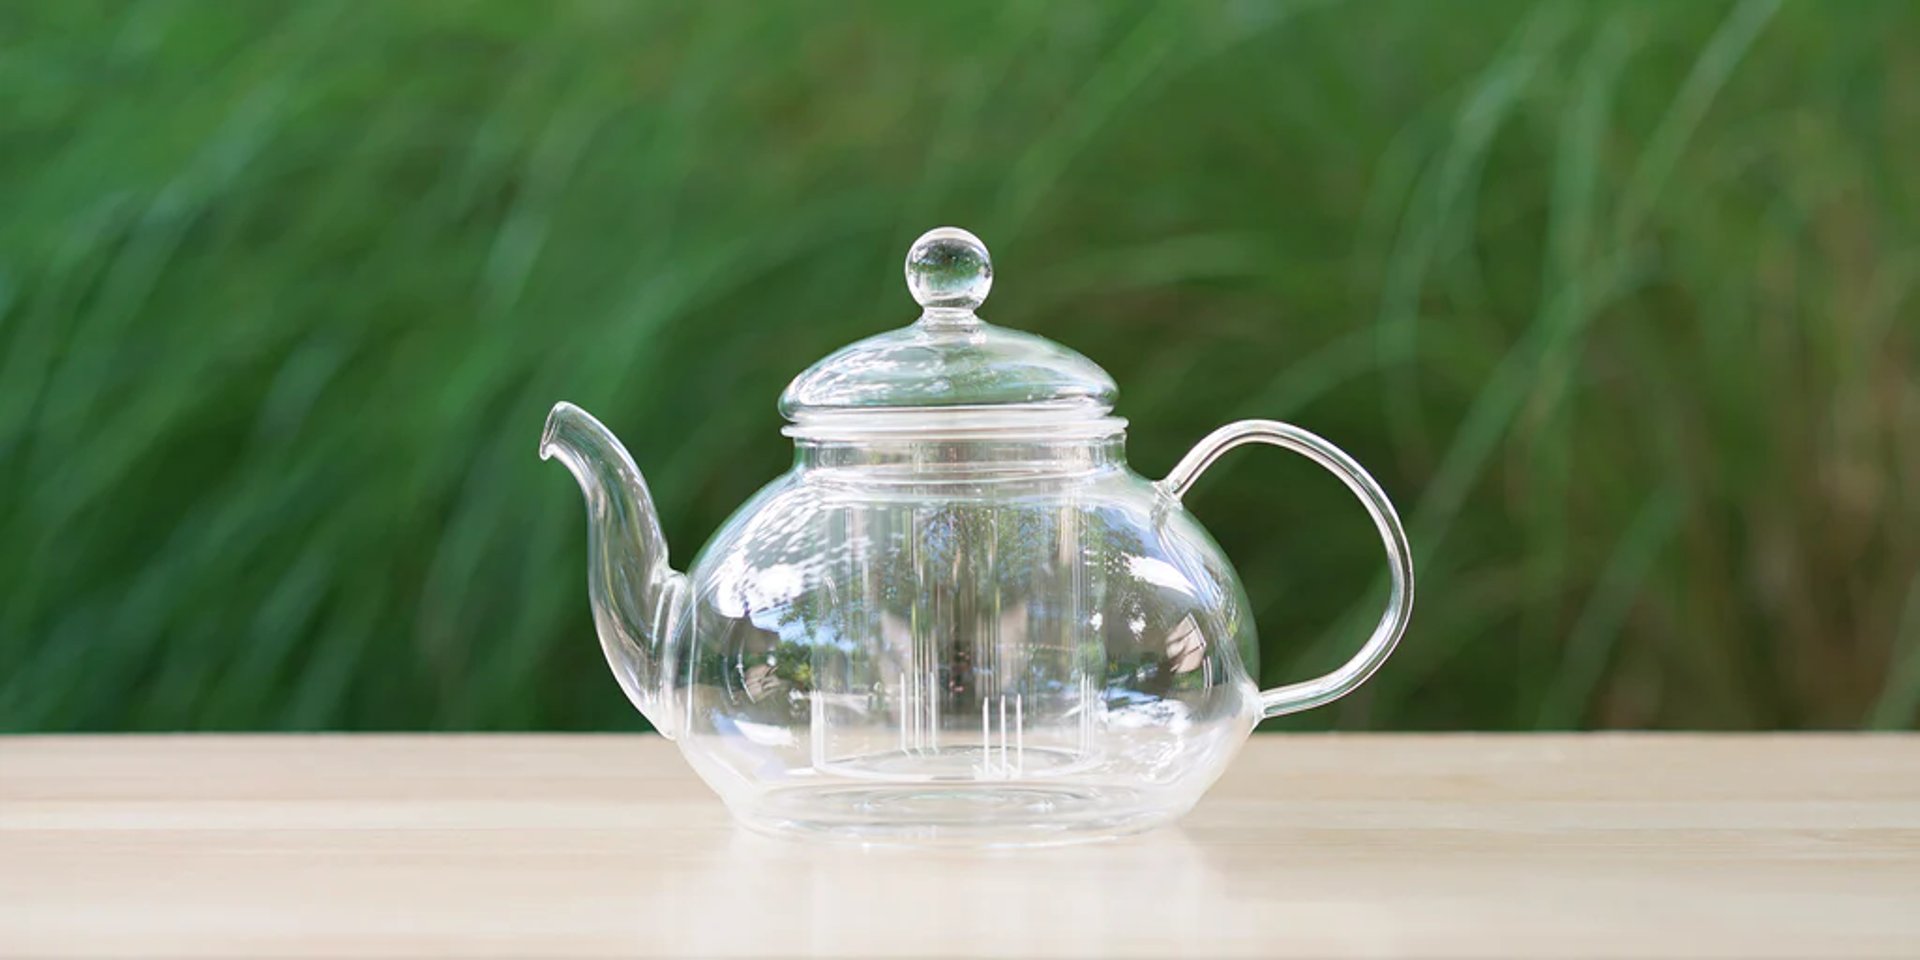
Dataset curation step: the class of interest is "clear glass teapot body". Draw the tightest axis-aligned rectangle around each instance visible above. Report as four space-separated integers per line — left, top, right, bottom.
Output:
541 228 1413 844
673 426 1262 842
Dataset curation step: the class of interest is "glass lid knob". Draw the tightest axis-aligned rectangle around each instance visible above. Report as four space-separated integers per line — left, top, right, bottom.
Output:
905 227 993 312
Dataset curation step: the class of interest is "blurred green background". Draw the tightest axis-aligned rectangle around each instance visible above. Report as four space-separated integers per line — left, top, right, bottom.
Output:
2 0 1916 732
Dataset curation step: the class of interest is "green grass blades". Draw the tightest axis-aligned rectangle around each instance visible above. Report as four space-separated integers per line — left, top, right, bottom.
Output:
0 1 1914 731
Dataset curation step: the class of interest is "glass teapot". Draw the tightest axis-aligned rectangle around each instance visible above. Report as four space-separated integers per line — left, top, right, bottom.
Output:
541 228 1413 844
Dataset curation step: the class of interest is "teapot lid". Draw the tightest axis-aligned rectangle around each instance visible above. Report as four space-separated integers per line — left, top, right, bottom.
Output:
779 228 1118 428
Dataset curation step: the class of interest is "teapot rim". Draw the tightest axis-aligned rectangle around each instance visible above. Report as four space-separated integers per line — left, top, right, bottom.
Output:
782 405 1128 442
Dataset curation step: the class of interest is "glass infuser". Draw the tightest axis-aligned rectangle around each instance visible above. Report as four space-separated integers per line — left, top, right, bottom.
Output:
541 227 1413 844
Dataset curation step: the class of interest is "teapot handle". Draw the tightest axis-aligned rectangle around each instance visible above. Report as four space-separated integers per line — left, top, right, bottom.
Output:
1159 420 1415 720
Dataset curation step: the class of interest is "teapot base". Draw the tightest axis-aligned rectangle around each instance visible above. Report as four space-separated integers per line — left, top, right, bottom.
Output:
733 783 1187 847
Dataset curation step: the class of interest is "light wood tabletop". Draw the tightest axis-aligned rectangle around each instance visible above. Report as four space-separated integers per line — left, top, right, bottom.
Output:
1 734 1916 958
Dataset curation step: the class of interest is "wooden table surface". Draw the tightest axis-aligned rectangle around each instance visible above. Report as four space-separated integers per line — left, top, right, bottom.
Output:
2 734 1916 958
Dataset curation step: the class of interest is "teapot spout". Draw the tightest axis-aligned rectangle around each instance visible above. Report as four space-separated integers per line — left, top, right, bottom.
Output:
540 402 686 738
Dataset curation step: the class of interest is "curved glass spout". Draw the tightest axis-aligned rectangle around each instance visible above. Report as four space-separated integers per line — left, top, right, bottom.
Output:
539 402 686 738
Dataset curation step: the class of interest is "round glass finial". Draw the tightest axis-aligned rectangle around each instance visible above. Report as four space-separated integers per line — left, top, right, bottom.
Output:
905 227 992 311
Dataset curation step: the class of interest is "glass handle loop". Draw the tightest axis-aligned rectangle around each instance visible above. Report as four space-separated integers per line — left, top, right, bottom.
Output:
1159 420 1415 719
